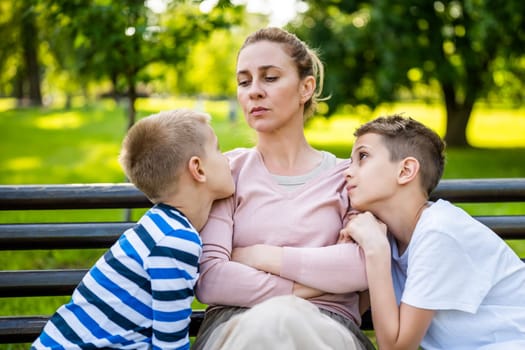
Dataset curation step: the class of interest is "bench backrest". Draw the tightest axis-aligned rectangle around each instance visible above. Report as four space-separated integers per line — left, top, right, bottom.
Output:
1 179 524 344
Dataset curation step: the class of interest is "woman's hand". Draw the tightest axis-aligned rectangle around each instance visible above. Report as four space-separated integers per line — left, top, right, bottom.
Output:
232 244 283 275
233 245 329 298
292 282 325 299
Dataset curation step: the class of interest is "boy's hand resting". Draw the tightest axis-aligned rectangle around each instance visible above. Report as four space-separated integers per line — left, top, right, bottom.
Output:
339 212 389 254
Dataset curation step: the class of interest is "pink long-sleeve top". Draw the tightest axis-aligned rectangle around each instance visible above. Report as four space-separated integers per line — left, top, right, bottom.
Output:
195 148 368 324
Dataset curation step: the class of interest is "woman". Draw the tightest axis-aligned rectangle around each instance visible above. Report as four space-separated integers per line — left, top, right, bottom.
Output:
193 27 374 350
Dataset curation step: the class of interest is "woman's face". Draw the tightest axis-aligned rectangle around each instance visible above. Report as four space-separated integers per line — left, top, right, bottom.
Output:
236 41 310 134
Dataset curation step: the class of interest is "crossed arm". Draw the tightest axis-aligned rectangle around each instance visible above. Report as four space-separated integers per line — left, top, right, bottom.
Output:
195 208 368 307
231 243 322 298
232 241 367 294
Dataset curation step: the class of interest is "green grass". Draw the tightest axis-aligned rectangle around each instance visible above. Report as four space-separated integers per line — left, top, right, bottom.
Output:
0 97 524 349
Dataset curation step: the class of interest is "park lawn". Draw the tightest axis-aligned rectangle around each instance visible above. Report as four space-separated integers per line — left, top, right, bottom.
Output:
0 98 524 349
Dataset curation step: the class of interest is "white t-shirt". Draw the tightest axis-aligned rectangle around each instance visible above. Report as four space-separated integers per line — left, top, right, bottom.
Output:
391 199 525 350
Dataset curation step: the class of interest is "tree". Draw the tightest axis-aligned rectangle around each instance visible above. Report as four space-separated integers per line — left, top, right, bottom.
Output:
42 0 243 128
0 0 43 106
292 0 525 147
179 12 269 100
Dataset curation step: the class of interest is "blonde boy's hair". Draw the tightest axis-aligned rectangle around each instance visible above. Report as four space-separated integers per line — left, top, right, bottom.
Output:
119 109 211 203
354 114 446 196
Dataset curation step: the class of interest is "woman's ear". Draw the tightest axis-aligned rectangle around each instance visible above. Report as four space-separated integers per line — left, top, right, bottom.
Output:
398 157 420 185
300 76 316 104
188 156 206 183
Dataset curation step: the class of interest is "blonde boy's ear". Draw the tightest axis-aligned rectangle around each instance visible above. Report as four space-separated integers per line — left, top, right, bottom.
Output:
188 156 206 183
398 157 419 185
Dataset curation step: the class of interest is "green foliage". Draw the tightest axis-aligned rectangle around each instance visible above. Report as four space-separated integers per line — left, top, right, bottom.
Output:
0 100 127 184
293 0 525 146
181 29 242 97
0 1 19 96
297 0 525 106
0 0 247 130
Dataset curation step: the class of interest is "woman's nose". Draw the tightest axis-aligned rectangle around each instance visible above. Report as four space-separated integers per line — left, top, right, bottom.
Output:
248 80 265 99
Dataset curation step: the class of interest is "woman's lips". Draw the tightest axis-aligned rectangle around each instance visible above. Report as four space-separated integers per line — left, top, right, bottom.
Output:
250 107 268 116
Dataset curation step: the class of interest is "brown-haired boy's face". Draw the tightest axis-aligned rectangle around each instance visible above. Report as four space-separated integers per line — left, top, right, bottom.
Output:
201 125 235 199
343 133 399 212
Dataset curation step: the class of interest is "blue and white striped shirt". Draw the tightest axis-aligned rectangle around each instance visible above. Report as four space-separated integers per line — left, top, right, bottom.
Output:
32 203 202 350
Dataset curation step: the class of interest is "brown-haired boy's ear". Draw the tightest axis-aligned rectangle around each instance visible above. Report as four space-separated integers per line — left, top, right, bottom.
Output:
397 157 420 185
188 156 207 183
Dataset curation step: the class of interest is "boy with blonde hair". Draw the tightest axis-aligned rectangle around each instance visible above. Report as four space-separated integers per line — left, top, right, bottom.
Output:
340 114 525 349
32 109 235 349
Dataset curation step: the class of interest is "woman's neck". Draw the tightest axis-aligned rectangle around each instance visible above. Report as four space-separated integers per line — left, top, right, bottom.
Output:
256 138 322 176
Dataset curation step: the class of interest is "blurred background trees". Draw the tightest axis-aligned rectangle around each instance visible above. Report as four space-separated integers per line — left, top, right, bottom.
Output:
0 0 523 146
291 0 525 146
0 0 245 128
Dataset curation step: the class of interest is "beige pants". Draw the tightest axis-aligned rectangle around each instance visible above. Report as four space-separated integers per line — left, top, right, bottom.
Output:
201 295 360 350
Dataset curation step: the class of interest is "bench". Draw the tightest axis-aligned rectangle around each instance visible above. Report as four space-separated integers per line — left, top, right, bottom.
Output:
1 179 525 344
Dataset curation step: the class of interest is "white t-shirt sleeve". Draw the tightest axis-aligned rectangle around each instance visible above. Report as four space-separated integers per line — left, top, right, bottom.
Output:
402 229 491 313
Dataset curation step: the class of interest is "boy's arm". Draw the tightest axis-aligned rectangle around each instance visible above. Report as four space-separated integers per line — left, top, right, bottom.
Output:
345 212 434 350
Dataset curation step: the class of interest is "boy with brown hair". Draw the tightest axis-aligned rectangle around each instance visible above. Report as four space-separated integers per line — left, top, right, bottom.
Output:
32 109 235 349
340 114 525 350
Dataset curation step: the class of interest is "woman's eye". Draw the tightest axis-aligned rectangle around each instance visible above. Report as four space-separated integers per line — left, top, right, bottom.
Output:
237 80 249 87
359 152 368 160
265 76 278 82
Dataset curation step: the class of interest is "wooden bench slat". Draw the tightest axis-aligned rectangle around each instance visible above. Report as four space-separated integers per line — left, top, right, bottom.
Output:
0 316 50 344
430 178 525 202
0 312 206 344
476 215 525 239
1 216 523 251
0 184 151 210
3 257 524 299
0 222 129 250
0 178 524 211
0 270 87 297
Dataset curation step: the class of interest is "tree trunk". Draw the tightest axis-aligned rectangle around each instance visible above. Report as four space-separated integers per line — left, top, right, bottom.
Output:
14 68 25 107
20 3 42 107
64 93 72 110
441 83 474 147
111 71 120 103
